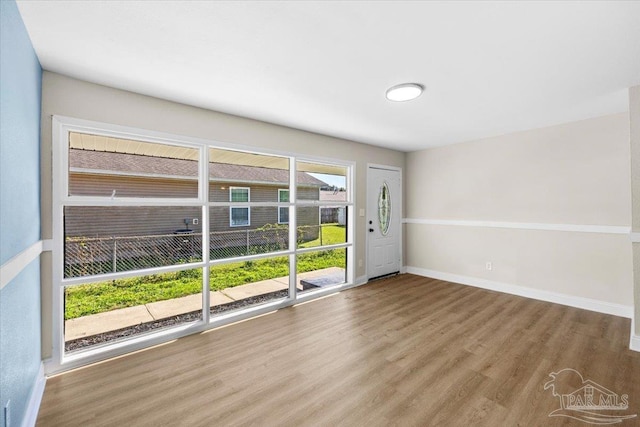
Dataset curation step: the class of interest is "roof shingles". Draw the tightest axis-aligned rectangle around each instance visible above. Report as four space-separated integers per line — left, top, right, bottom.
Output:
69 149 326 186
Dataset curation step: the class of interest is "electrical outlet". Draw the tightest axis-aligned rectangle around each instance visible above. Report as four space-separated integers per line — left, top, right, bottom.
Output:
192 218 199 225
4 399 10 427
486 262 492 271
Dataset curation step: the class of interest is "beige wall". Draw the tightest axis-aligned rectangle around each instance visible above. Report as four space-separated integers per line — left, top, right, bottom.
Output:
630 85 640 336
406 113 633 307
632 86 640 232
407 113 631 225
40 71 405 357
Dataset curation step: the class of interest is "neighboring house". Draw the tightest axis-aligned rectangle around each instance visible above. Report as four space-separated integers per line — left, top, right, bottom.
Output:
319 190 347 225
66 148 326 238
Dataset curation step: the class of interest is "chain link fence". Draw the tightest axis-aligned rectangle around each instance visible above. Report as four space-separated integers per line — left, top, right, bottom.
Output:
65 233 203 278
65 224 335 278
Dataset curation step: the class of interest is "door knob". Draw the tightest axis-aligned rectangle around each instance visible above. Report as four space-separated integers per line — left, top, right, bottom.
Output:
369 228 374 232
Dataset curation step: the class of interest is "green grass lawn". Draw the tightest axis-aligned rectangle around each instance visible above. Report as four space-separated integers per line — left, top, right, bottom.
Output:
65 241 346 320
299 224 346 248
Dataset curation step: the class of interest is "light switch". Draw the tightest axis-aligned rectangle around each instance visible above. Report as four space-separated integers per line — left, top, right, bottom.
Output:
359 208 365 217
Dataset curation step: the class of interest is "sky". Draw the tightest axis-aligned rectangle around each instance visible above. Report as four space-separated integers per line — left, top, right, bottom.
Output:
309 173 346 188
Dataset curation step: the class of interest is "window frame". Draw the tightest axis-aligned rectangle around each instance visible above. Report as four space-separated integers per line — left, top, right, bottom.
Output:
50 115 356 375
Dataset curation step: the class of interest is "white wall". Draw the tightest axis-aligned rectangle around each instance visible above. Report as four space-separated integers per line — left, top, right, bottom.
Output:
405 113 633 312
40 71 405 358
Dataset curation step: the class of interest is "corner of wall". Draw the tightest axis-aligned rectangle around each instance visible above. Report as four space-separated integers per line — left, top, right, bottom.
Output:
21 363 45 427
405 266 634 319
629 85 640 339
631 333 640 352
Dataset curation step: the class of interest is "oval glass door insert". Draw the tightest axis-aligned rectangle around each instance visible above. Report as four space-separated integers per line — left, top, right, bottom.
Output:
378 181 391 235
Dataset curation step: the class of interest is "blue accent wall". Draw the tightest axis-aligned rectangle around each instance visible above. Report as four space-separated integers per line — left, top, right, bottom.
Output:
0 264 41 427
0 0 43 425
0 0 42 265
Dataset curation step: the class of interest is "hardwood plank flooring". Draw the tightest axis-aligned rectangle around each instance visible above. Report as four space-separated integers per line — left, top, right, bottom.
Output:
37 274 640 426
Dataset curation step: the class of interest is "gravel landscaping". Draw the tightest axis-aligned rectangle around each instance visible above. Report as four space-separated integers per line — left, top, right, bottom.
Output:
65 290 289 352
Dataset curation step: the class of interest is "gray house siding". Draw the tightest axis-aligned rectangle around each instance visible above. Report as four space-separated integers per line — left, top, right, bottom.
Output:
65 205 203 237
67 174 320 238
70 173 198 199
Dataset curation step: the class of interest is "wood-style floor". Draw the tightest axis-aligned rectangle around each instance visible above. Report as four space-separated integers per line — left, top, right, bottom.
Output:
37 274 640 426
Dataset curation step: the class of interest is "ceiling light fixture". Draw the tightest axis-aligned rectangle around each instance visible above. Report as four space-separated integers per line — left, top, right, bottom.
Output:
385 83 424 102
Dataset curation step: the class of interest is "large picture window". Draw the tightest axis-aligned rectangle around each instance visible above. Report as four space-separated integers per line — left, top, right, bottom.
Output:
51 116 354 373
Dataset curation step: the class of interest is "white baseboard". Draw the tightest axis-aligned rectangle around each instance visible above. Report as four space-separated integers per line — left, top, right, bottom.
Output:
22 362 45 427
631 333 640 352
405 266 633 319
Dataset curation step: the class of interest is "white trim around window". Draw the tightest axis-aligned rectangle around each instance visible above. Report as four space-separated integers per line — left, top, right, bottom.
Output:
49 115 356 375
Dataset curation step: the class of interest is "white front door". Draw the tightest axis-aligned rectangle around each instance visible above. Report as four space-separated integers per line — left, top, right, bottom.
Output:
367 166 401 280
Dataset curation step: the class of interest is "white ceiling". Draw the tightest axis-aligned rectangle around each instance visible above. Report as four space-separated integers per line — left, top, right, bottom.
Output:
16 1 640 152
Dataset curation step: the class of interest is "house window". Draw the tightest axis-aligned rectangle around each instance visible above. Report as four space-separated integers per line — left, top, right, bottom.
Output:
278 189 289 224
230 187 250 227
230 187 249 202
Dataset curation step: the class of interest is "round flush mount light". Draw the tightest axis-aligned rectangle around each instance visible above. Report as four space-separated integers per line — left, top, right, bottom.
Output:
385 83 424 102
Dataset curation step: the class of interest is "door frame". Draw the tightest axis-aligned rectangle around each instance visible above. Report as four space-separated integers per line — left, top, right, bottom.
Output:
366 163 403 280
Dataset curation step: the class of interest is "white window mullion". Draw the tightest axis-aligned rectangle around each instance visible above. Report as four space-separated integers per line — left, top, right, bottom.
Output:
347 164 356 285
62 198 205 207
61 261 207 287
288 157 297 301
208 249 291 266
210 201 293 208
201 146 210 324
295 242 351 255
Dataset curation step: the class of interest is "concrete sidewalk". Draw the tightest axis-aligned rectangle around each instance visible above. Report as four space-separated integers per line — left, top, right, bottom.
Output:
65 267 345 341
